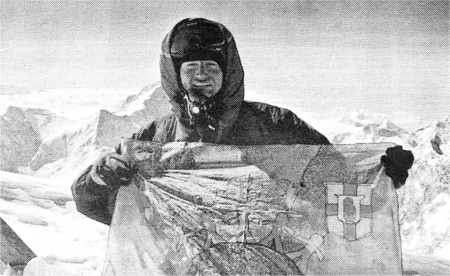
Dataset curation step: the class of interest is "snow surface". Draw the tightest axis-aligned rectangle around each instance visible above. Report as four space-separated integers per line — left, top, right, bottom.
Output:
0 86 32 96
0 171 108 276
1 84 449 275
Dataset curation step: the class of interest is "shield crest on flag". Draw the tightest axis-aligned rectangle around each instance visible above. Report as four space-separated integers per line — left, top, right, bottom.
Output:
325 182 373 241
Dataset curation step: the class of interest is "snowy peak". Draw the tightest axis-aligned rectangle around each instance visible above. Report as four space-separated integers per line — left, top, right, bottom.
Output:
2 106 73 140
30 99 170 180
114 82 171 118
339 110 384 126
1 108 40 172
379 118 408 135
335 110 450 155
2 83 172 179
339 110 407 133
115 82 160 114
95 109 142 148
112 83 172 133
333 110 409 145
30 109 139 179
0 106 72 173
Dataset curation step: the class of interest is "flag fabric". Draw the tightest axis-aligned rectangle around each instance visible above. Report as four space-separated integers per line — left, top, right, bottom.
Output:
102 140 402 275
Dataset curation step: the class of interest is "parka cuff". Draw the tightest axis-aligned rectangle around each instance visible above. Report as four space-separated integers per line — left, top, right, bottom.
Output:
85 169 114 196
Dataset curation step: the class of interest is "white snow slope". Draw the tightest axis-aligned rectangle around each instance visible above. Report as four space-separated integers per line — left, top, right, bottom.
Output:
1 87 449 275
0 171 108 276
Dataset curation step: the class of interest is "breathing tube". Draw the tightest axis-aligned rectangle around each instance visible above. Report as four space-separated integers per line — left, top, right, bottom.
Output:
181 90 224 131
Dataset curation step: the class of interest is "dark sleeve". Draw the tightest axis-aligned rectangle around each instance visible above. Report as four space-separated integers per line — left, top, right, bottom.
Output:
71 165 118 225
72 120 168 224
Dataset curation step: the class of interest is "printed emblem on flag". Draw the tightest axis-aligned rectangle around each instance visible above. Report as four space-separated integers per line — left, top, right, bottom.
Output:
325 182 373 241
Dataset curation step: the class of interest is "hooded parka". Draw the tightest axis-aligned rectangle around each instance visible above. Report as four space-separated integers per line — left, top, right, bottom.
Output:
72 18 330 225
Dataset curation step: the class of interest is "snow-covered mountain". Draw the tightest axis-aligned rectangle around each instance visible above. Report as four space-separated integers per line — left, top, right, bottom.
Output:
29 110 130 180
0 85 170 275
1 86 449 274
0 107 73 173
114 82 171 118
332 110 411 146
25 84 170 181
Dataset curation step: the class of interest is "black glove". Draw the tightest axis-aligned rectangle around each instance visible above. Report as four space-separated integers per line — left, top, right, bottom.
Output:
381 145 414 189
92 153 135 189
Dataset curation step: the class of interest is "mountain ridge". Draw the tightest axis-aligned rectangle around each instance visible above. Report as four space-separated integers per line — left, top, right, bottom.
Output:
1 85 448 260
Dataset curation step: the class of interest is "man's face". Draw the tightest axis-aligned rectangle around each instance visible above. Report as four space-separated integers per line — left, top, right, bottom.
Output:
180 60 223 101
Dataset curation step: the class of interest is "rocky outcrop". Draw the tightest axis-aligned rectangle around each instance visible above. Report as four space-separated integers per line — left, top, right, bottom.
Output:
0 108 41 172
409 115 449 156
0 107 72 173
29 134 68 171
431 135 443 155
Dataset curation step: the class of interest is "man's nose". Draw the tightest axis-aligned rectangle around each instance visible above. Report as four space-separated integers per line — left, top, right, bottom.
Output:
195 62 208 79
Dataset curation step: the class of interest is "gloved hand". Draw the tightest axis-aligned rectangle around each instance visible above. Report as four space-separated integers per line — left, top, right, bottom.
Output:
91 153 136 190
380 145 414 189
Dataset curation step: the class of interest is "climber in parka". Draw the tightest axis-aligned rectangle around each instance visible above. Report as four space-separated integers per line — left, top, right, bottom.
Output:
72 18 414 225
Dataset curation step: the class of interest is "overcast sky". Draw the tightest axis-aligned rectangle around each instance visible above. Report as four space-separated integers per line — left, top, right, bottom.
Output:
1 1 448 121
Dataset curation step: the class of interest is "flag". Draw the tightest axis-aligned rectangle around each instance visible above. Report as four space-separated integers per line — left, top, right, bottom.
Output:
103 140 402 275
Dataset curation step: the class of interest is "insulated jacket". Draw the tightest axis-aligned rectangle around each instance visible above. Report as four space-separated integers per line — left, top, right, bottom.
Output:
72 18 330 225
132 101 330 145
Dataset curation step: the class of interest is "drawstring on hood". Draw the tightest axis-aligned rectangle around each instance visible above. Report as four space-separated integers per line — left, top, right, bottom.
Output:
160 18 245 143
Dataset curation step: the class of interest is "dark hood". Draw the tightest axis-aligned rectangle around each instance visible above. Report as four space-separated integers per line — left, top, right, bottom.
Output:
159 18 245 143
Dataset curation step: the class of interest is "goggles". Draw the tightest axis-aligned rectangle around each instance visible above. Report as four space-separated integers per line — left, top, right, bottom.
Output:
170 18 228 59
